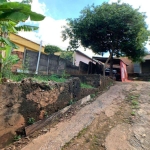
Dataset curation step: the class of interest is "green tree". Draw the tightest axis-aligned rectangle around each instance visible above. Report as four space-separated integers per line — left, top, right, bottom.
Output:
60 51 73 62
0 0 45 79
44 45 62 54
62 2 150 76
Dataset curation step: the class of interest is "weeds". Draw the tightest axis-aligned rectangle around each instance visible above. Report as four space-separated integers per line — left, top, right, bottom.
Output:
131 100 138 106
90 94 96 99
126 93 140 117
81 83 93 89
69 99 75 105
49 74 66 82
14 135 21 141
28 117 35 125
8 74 67 83
44 112 48 118
131 111 136 116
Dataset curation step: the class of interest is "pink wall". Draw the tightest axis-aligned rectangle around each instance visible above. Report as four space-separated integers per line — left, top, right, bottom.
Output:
74 51 95 66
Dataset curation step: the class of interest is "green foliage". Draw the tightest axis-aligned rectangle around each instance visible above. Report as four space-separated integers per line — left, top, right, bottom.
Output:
44 45 62 54
62 2 150 74
9 74 67 83
28 117 35 125
69 99 75 105
0 1 45 22
131 100 139 106
131 111 136 116
90 94 96 98
0 0 45 81
81 83 93 89
60 51 73 62
61 71 70 79
49 74 66 82
44 111 48 118
10 73 28 82
1 46 19 78
14 135 21 141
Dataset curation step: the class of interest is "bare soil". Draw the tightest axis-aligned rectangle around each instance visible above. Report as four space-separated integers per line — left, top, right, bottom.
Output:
62 81 150 150
3 81 150 150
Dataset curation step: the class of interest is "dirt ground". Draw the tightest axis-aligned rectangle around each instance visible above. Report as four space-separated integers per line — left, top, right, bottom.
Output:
4 81 150 150
62 81 150 150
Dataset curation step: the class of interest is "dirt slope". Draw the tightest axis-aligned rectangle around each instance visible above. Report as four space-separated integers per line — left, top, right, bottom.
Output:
21 81 150 150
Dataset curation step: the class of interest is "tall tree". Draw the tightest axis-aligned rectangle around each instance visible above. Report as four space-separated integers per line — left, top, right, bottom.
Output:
60 51 73 62
62 2 150 76
44 45 62 54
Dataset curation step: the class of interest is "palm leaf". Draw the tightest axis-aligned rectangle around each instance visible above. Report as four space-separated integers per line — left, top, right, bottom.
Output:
15 25 38 31
0 36 18 49
0 2 45 22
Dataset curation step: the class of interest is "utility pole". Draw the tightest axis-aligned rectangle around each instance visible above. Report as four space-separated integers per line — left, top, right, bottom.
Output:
35 40 42 74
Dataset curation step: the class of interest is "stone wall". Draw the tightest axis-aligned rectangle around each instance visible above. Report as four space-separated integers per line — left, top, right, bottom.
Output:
71 74 101 88
0 77 99 148
0 75 114 148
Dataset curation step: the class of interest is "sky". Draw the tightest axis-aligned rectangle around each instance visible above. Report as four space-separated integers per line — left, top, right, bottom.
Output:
12 0 150 56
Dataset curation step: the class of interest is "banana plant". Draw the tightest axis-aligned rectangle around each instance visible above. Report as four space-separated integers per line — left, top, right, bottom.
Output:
0 0 45 80
0 46 19 79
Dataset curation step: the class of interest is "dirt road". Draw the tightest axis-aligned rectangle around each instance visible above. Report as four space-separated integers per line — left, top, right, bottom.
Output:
22 81 150 150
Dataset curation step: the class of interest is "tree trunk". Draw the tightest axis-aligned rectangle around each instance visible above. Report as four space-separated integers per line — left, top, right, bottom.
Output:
109 55 113 77
104 52 113 77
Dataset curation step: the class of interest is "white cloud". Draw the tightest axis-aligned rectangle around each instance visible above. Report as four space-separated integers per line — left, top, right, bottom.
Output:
10 0 100 57
31 0 47 15
18 17 69 49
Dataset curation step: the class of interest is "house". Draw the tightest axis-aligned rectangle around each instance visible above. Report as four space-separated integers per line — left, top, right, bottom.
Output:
10 33 45 72
119 55 150 75
10 33 45 53
133 54 150 74
119 57 134 74
93 57 128 82
73 50 97 66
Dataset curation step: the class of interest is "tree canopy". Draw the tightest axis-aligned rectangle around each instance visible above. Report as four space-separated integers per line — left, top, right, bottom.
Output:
60 51 73 62
62 2 150 75
0 0 45 50
44 45 62 54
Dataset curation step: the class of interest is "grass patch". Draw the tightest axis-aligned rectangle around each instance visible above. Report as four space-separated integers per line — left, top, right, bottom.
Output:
131 100 138 106
131 111 136 116
14 135 21 141
9 73 28 82
49 74 66 82
77 127 88 138
90 94 96 99
8 74 66 83
81 83 93 89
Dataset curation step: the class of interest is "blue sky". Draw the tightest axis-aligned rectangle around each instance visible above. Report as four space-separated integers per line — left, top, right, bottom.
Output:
38 0 108 20
16 0 150 56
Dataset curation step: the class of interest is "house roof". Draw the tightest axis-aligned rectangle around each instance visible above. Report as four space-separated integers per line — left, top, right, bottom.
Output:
10 33 45 48
92 56 128 66
143 54 150 60
75 50 97 62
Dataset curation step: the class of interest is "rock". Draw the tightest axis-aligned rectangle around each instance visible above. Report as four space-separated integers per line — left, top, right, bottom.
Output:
25 137 30 141
42 129 48 133
39 110 45 120
101 143 105 147
142 134 146 138
109 126 112 128
6 102 13 107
